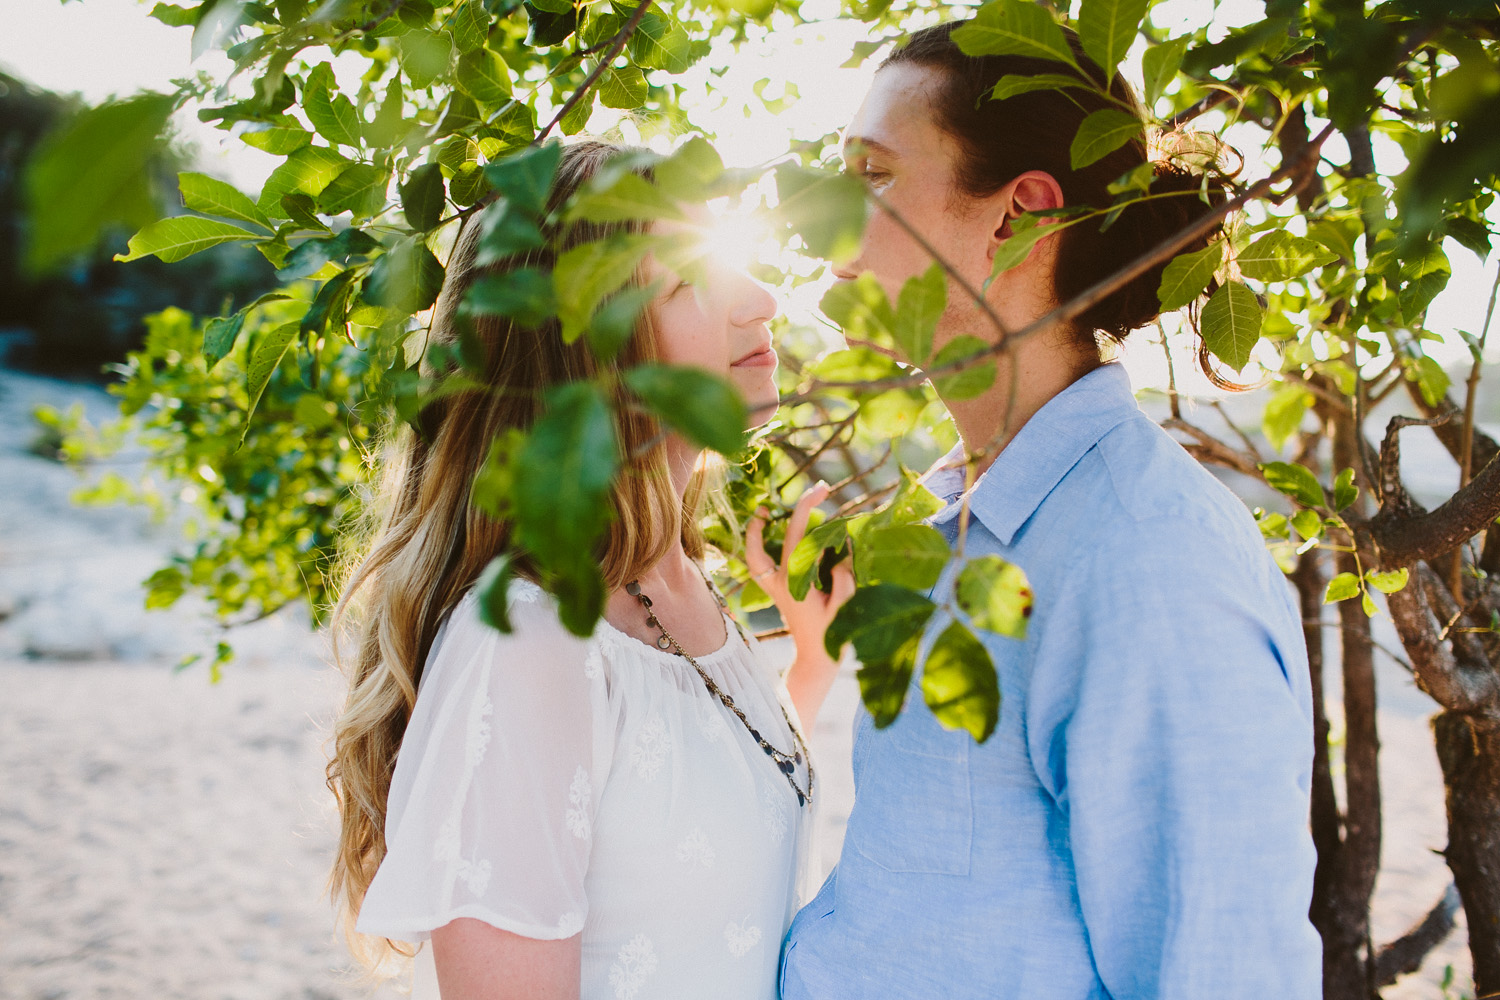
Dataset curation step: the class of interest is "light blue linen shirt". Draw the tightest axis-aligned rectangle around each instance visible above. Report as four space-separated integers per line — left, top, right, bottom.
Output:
781 363 1320 1000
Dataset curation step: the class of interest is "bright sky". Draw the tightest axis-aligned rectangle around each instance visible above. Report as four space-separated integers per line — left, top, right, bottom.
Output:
4 0 1496 388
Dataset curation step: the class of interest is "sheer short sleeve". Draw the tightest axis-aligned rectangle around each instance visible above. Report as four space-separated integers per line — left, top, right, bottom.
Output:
356 581 611 943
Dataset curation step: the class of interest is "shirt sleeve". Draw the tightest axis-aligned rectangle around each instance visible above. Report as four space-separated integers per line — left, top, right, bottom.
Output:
355 586 611 944
1027 515 1320 1000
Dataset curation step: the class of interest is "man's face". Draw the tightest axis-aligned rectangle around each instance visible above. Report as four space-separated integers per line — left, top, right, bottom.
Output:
837 62 1000 359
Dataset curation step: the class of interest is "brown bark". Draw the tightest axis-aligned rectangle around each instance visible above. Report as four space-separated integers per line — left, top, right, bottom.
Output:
1434 711 1500 994
1374 883 1461 986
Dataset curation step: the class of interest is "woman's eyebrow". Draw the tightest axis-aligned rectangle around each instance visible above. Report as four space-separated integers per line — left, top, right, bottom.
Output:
841 135 903 161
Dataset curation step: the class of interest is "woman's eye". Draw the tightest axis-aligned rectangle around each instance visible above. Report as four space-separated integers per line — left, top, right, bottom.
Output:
859 165 891 188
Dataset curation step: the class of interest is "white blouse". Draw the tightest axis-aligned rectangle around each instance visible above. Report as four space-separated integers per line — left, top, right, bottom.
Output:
356 578 810 999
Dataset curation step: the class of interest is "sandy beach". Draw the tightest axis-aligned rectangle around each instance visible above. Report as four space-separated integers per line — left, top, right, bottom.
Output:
0 365 1474 998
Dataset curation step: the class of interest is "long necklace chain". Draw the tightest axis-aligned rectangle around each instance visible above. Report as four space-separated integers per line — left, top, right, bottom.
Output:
624 575 814 807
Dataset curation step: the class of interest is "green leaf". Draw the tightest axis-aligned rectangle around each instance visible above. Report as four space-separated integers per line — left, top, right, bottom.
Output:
475 201 545 265
178 172 272 230
921 620 1000 742
243 321 299 441
398 29 454 89
1157 241 1224 311
1200 280 1262 370
23 92 175 272
114 216 259 262
514 382 620 563
1324 571 1361 604
598 62 649 110
1361 589 1378 618
476 555 516 633
554 232 657 342
365 240 444 315
1238 231 1338 282
559 86 595 136
365 81 406 149
1261 461 1325 509
858 524 951 590
929 335 997 400
483 142 562 216
629 12 694 73
586 283 657 362
774 164 867 263
552 555 607 638
1366 568 1410 595
240 115 313 155
653 137 725 200
304 65 362 148
456 48 514 106
401 163 447 231
1262 382 1312 451
951 0 1078 67
1333 467 1359 512
863 467 946 530
301 269 357 334
450 0 491 53
149 3 203 27
989 214 1078 282
566 172 685 224
1406 354 1451 408
256 145 351 217
472 428 525 521
203 312 245 371
990 73 1093 102
464 267 557 328
893 263 945 364
1399 241 1452 322
1070 108 1143 170
319 163 389 218
1141 36 1189 107
788 517 851 602
955 554 1032 640
1290 508 1323 542
277 227 380 280
625 364 749 456
826 583 938 725
279 192 329 234
819 272 895 345
1078 0 1149 78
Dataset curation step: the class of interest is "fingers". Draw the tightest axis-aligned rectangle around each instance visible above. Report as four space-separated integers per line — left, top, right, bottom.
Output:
782 481 830 560
829 559 856 609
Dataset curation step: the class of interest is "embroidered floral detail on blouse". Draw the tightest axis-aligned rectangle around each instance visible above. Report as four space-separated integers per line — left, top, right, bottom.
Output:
433 663 497 867
557 911 584 937
724 916 762 957
698 706 727 744
762 783 788 847
455 857 491 896
630 714 672 780
608 933 658 1000
583 642 604 680
510 579 543 604
565 765 592 841
675 827 715 869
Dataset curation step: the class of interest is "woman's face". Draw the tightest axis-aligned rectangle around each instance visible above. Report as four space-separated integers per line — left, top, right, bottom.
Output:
644 216 780 423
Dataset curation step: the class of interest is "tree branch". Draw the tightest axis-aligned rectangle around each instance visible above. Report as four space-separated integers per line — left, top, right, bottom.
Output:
1374 883 1462 987
1373 448 1500 569
1385 563 1499 713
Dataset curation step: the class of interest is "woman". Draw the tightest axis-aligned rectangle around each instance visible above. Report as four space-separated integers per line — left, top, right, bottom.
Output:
327 140 853 1000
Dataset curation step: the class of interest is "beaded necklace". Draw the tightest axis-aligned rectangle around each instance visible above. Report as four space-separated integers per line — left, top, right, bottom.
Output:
624 575 814 807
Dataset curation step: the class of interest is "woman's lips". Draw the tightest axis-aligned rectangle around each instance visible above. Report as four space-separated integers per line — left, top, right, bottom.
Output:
732 347 778 368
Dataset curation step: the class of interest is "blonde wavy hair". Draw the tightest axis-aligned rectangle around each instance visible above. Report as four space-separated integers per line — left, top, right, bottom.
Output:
326 140 713 972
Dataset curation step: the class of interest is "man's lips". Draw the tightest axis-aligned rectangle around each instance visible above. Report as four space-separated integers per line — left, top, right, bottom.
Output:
731 346 778 368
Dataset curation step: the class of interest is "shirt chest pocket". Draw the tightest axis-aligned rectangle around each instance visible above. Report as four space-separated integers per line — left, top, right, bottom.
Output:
847 709 973 876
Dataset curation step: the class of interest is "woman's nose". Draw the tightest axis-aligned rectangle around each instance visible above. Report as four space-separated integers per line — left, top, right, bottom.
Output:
731 272 778 327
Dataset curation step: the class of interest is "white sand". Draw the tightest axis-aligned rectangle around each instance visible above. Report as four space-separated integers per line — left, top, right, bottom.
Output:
0 367 1473 998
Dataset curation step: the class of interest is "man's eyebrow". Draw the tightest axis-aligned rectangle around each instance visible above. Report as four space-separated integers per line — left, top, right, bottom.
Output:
841 135 902 160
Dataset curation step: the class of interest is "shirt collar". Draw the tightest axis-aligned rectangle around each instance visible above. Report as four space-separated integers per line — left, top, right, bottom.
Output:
930 363 1140 545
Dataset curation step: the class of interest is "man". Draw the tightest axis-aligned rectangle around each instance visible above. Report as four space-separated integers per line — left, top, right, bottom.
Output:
780 19 1320 1000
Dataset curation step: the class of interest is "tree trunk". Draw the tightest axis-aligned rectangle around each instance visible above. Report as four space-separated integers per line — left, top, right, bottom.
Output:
1434 710 1500 993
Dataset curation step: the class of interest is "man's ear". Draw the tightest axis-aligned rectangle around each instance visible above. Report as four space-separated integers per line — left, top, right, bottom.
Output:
992 170 1065 241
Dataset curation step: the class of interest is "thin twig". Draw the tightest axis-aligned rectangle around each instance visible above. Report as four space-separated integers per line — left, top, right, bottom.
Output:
535 0 655 144
1451 264 1500 596
776 408 860 492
